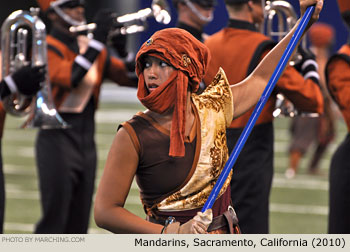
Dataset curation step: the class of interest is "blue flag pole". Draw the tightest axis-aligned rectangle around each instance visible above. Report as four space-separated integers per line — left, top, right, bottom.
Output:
201 6 315 212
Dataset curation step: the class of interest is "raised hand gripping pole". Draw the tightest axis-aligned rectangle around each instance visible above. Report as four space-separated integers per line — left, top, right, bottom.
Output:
201 6 315 212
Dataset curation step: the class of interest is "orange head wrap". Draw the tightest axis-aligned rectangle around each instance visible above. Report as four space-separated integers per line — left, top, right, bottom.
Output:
308 23 334 48
36 0 55 12
135 28 211 157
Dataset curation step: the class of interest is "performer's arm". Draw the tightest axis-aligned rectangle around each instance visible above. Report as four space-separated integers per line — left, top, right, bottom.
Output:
277 66 323 113
94 127 213 234
106 56 138 88
0 65 45 99
94 127 164 233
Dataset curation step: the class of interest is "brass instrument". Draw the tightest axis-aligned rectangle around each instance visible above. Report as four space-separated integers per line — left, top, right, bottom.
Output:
69 0 171 35
1 8 69 129
264 0 306 65
263 0 317 118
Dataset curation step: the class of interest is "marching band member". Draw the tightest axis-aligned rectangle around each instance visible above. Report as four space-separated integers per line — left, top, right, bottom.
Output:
0 48 45 233
172 0 216 42
203 0 323 233
172 0 217 94
287 23 336 177
94 0 323 234
325 0 350 234
34 0 137 233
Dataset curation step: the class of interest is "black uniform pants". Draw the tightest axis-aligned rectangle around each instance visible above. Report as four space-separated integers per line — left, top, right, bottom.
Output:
34 100 97 234
328 133 350 233
227 122 274 234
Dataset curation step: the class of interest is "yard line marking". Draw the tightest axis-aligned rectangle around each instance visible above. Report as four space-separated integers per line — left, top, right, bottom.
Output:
5 187 39 200
3 146 34 158
3 165 36 175
272 175 328 191
96 110 140 123
270 203 328 215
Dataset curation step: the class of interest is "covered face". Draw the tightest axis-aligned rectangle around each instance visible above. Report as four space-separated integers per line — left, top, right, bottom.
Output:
136 28 210 93
135 28 211 157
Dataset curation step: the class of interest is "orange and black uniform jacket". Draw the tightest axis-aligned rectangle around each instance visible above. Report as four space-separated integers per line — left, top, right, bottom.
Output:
46 28 136 110
203 19 324 128
325 44 350 132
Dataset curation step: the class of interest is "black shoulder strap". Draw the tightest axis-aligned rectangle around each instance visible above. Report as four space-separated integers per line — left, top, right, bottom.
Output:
246 40 276 76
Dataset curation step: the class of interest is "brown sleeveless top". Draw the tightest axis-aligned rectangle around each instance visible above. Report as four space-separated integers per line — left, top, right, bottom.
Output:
121 111 199 208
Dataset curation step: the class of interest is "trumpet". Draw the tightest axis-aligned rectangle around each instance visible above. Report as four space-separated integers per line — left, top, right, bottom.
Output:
263 0 317 118
69 0 171 35
1 8 69 129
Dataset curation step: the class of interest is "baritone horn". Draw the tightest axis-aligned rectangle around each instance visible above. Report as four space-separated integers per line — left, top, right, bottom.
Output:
1 8 69 129
69 0 171 35
263 0 318 118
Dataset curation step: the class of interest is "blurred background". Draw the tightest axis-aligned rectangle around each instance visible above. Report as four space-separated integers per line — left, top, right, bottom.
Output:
0 0 348 234
0 0 348 54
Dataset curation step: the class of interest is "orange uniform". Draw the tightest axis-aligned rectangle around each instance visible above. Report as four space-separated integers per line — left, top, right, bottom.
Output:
46 33 135 110
34 27 136 233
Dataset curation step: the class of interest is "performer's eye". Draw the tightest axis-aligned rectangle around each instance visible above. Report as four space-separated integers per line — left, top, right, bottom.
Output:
143 61 151 69
160 61 170 67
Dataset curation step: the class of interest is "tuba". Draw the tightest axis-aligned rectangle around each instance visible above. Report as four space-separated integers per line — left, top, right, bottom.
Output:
263 0 317 118
1 8 69 129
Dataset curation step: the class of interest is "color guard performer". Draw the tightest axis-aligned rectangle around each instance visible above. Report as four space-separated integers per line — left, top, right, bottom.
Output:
325 0 350 234
34 0 137 233
203 0 324 233
94 0 323 234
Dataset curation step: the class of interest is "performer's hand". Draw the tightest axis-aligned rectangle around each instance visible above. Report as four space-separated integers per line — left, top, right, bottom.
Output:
163 209 213 234
109 21 128 58
12 65 45 95
92 9 116 44
294 46 319 84
300 0 323 25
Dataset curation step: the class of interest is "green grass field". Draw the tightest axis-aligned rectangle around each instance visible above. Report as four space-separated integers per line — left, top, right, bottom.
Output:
1 90 347 234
